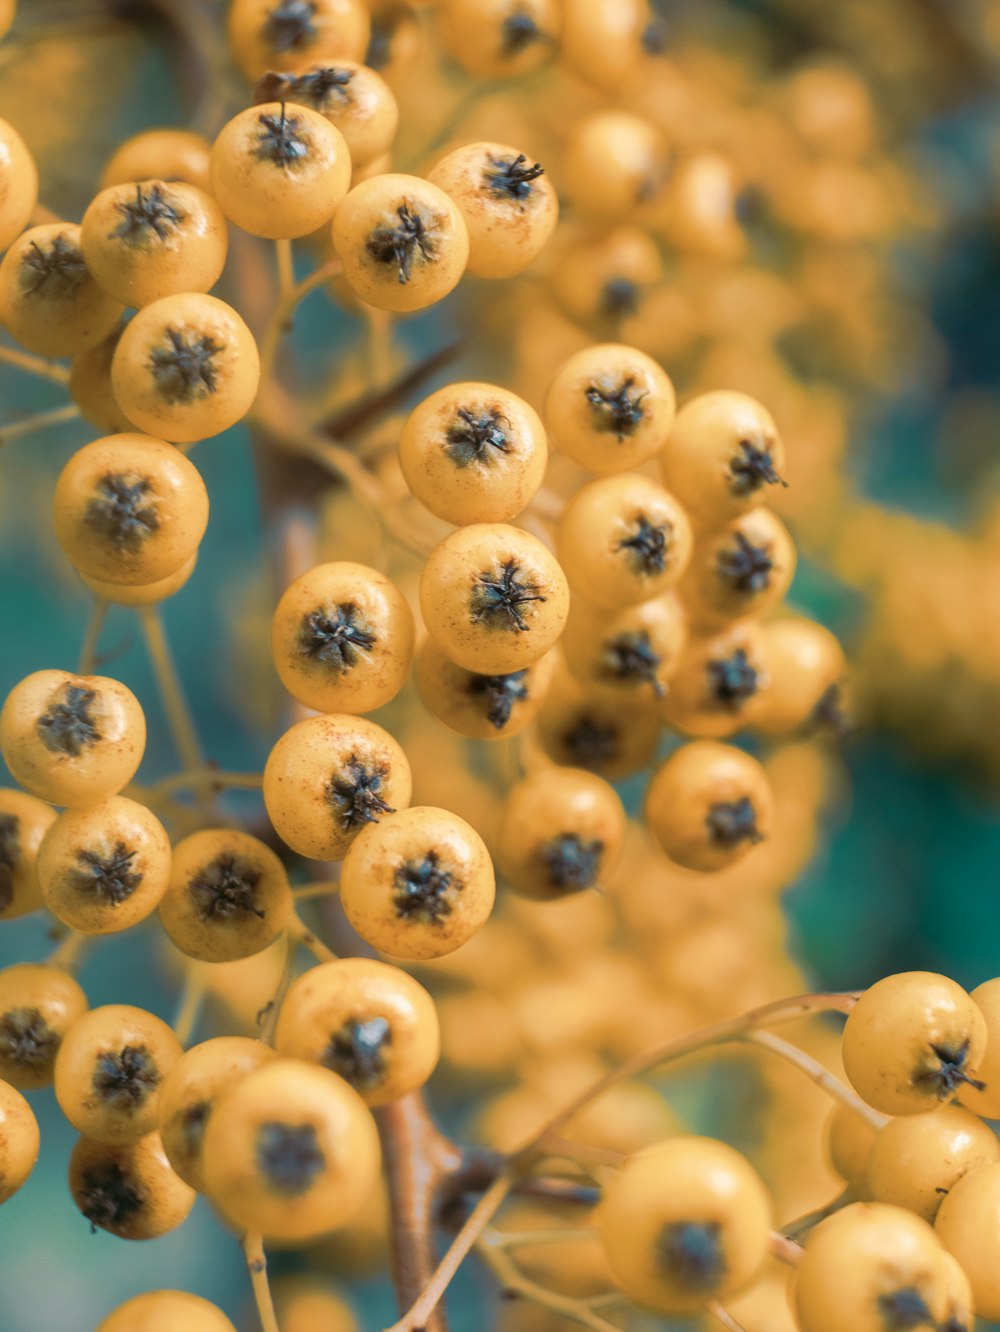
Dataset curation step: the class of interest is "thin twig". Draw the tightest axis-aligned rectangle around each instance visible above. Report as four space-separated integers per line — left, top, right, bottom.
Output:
769 1231 804 1267
138 605 205 775
77 598 109 675
44 930 90 973
317 340 462 440
172 971 206 1047
475 1230 622 1332
741 1029 886 1129
0 344 70 383
708 1299 748 1331
0 401 80 445
147 768 264 798
288 911 338 965
242 1232 280 1332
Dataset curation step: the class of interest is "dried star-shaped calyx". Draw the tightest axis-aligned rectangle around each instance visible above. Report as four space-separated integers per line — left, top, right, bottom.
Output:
111 182 185 245
0 812 20 913
540 832 603 892
365 13 394 69
255 106 310 167
600 630 664 696
393 851 456 924
322 1015 392 1093
0 1007 57 1071
716 531 773 594
657 1220 726 1293
256 1122 325 1194
256 65 353 110
299 604 376 672
263 0 318 52
444 407 511 467
877 1288 936 1331
327 757 393 831
561 715 619 770
585 376 648 439
470 559 546 633
706 798 762 848
21 233 87 296
92 1043 160 1109
149 327 223 403
180 1099 210 1152
812 682 851 737
915 1040 985 1100
484 153 545 202
467 669 529 730
706 648 760 710
728 438 786 496
501 9 551 56
70 842 143 906
37 684 101 757
601 277 640 319
79 1162 146 1234
366 202 438 284
85 473 160 554
187 854 265 922
617 513 669 575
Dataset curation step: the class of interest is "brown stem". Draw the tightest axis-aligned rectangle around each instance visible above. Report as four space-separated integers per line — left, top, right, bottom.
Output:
317 340 463 441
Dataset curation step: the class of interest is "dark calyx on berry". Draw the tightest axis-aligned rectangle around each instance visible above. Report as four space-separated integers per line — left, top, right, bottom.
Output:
0 1007 57 1070
180 1099 210 1151
366 202 437 284
262 0 318 53
601 630 664 696
717 531 773 594
150 327 223 403
86 473 160 553
586 376 648 440
601 277 640 319
256 1122 325 1194
540 832 603 892
37 684 102 757
393 851 456 924
812 682 851 737
484 153 545 202
707 797 762 848
445 406 511 467
471 559 546 633
0 812 20 912
71 842 143 906
561 714 619 770
467 669 529 730
728 438 786 496
618 513 669 575
255 105 310 167
327 756 394 831
111 182 185 245
255 65 353 110
300 604 376 672
501 9 550 56
707 648 761 710
323 1015 392 1092
656 1220 727 1292
92 1043 160 1108
188 854 265 922
877 1287 935 1331
21 233 87 295
642 14 669 55
915 1040 985 1099
79 1162 146 1234
365 12 395 69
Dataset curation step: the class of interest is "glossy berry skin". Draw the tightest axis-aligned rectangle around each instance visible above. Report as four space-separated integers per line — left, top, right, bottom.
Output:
645 741 773 873
79 553 198 608
332 173 469 313
842 972 988 1116
440 0 560 79
101 130 214 195
157 1036 277 1192
555 472 693 610
160 829 293 963
0 670 146 808
661 391 786 526
495 766 625 901
271 561 414 714
254 60 398 168
68 1130 195 1239
69 328 133 434
263 712 412 861
958 978 1000 1116
96 1291 237 1332
111 291 260 443
559 0 645 92
428 141 558 279
545 343 676 475
274 958 440 1106
935 1161 1000 1321
37 797 171 935
0 118 38 253
339 806 495 959
399 382 548 525
0 223 123 357
867 1104 1000 1222
211 103 351 240
562 112 669 221
81 181 228 307
597 1137 772 1313
0 1078 40 1203
54 1004 183 1145
420 523 570 675
680 508 796 632
794 1203 950 1332
201 1058 380 1242
53 434 209 585
415 638 556 740
756 618 847 735
228 0 371 82
661 620 769 738
0 963 88 1090
560 592 687 701
0 788 57 920
825 1102 880 1190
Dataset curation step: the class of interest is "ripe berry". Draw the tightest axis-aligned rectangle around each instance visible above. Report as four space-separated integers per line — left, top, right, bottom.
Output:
0 118 38 252
756 617 848 735
0 963 88 1090
228 0 371 82
661 620 770 738
69 1130 195 1239
79 553 198 609
560 591 687 701
562 112 669 221
96 1291 236 1332
0 1078 40 1203
957 977 1000 1117
680 507 796 632
935 1162 1000 1321
415 638 556 740
0 788 57 920
100 129 214 195
867 1104 1000 1222
440 0 560 79
255 60 398 167
535 659 660 779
